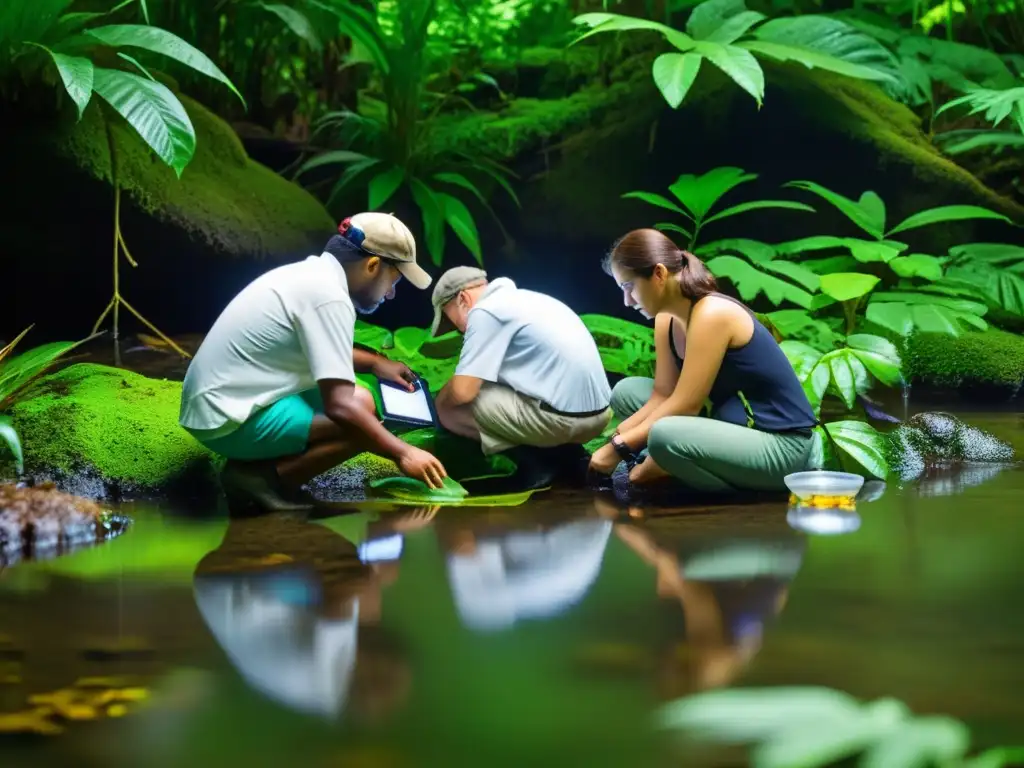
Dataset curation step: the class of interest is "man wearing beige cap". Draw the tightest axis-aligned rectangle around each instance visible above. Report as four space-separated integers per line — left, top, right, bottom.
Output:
180 213 448 511
430 267 612 490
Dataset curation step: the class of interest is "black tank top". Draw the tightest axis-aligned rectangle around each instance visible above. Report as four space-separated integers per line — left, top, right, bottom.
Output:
668 294 817 434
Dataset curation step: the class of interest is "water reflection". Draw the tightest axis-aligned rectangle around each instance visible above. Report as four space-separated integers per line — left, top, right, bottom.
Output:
191 510 417 722
911 463 1014 497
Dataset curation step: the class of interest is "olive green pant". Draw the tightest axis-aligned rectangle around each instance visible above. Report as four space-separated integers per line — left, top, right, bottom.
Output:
611 377 813 494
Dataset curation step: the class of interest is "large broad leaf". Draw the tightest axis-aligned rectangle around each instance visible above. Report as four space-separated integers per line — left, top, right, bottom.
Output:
0 416 23 475
761 260 820 292
766 310 839 350
0 0 75 47
887 205 1013 236
294 149 372 177
784 181 887 239
655 222 695 241
622 190 690 217
706 255 812 307
669 167 756 220
846 333 903 387
326 157 382 208
860 717 970 768
949 242 1024 267
571 12 696 52
258 3 321 51
703 199 815 225
813 348 867 408
368 165 405 210
32 47 93 118
779 339 824 381
823 419 889 478
369 475 468 502
652 52 703 108
438 192 482 265
353 320 394 352
84 25 245 107
685 0 765 43
695 41 765 106
697 238 776 263
819 272 880 302
91 67 196 177
867 292 988 336
889 253 943 281
0 339 81 410
897 35 1016 91
393 327 427 358
944 264 1024 317
745 15 900 83
410 178 446 267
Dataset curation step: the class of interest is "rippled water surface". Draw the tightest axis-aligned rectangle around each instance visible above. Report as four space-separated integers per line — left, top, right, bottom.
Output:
2 411 1023 767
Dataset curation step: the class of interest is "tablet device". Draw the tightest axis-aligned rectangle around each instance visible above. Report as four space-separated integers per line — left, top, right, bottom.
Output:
377 376 438 428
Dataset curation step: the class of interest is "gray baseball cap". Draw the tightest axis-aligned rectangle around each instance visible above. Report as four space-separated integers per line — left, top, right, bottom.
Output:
429 266 488 336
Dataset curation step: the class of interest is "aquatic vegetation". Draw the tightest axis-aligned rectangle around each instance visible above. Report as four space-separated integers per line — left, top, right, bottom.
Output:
656 685 1024 768
571 0 900 109
888 411 1015 482
369 475 469 502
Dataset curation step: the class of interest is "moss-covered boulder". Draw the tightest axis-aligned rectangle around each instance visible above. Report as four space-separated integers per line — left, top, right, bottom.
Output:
9 364 222 499
902 327 1024 400
888 412 1015 482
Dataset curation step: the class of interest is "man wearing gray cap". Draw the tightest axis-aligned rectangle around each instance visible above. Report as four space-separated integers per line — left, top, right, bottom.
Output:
429 267 612 489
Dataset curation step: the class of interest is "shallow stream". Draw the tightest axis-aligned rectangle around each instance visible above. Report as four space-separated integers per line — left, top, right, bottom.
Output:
1 410 1022 767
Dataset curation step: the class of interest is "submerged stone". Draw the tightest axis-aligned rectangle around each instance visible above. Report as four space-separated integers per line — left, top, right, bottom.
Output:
888 412 1015 481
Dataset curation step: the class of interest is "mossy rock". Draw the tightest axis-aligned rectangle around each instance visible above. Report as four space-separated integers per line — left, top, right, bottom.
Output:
901 327 1024 400
8 364 223 499
53 93 335 258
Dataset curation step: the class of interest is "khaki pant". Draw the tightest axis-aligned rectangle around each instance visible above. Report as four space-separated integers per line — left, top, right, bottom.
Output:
472 383 612 456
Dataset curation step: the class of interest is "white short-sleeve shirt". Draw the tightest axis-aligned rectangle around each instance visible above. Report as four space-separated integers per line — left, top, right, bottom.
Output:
455 278 611 413
179 253 356 438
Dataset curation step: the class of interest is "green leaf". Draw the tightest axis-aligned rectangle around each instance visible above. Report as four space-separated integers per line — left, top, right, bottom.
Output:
888 205 1013 235
295 149 372 177
91 67 195 177
695 41 764 106
326 157 381 208
462 157 520 207
368 475 468 502
949 242 1024 266
944 264 1024 317
622 190 690 217
784 180 886 239
747 15 900 83
698 238 776 263
434 172 488 208
860 716 970 768
803 256 861 275
867 292 988 336
393 327 427 358
258 3 321 51
669 167 756 220
571 12 696 52
937 130 1024 155
966 746 1024 768
438 192 482 266
410 178 446 267
819 272 880 302
761 260 820 292
857 191 887 235
821 349 859 408
652 52 703 108
706 255 812 307
654 222 695 241
84 25 245 108
779 339 825 380
117 51 157 80
0 416 23 476
353 320 394 352
766 310 839 350
848 239 904 263
889 253 943 281
824 420 889 478
368 165 404 210
703 199 814 225
46 49 93 119
935 86 1024 134
686 0 760 40
847 334 903 387
0 339 81 410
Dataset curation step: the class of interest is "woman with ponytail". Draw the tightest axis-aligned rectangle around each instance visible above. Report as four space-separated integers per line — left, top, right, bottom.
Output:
588 229 817 493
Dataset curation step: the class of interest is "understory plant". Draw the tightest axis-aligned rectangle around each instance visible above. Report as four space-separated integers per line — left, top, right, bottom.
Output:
0 328 85 475
656 685 1024 768
629 168 1018 478
570 0 902 109
295 0 519 266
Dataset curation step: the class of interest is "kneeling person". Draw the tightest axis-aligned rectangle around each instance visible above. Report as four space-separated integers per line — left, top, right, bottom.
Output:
430 267 612 488
179 213 448 510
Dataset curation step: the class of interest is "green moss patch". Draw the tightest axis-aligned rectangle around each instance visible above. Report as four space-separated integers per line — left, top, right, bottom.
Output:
903 327 1024 394
54 93 335 258
10 364 221 494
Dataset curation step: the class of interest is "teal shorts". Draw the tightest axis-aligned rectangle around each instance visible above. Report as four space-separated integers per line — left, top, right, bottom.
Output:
195 389 326 461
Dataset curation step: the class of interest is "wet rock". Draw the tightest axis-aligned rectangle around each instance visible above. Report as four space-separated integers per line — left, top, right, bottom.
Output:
0 483 130 565
888 412 1016 482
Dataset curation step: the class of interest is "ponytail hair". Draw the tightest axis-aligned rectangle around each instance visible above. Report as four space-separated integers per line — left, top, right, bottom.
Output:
603 228 717 302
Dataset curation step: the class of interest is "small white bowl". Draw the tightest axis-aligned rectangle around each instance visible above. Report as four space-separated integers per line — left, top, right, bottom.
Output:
784 470 865 500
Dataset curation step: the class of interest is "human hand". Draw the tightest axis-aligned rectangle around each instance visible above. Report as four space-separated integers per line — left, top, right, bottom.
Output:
398 446 448 489
588 442 621 476
390 505 440 532
373 357 416 391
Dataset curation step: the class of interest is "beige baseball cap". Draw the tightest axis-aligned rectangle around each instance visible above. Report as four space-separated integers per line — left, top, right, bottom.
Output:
429 266 488 336
342 212 432 290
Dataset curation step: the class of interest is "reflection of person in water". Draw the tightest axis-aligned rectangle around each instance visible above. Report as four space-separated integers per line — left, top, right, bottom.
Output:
191 509 430 722
436 511 614 632
601 502 805 696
